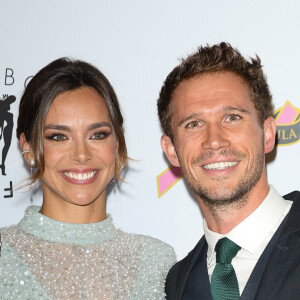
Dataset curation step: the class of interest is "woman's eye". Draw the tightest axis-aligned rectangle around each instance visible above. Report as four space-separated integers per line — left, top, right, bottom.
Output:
226 114 241 122
187 121 201 128
51 134 66 141
91 132 110 140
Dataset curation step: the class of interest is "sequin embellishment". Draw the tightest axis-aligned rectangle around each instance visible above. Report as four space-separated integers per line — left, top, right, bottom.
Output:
0 206 176 299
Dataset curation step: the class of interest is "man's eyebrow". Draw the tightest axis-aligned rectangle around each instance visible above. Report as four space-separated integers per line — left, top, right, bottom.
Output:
223 106 250 114
44 122 112 131
177 113 203 127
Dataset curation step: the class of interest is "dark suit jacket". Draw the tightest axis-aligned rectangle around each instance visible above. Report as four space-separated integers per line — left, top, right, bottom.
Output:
166 191 300 300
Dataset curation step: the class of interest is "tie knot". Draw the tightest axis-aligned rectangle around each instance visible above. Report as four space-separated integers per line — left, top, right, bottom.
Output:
215 237 241 264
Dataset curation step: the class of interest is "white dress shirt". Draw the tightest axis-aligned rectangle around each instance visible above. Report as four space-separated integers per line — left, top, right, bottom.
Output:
203 185 292 294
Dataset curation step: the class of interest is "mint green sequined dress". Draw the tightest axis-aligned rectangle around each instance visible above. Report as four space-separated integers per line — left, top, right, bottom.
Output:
0 206 176 299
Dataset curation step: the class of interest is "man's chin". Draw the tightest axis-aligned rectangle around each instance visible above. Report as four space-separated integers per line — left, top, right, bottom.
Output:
196 186 249 208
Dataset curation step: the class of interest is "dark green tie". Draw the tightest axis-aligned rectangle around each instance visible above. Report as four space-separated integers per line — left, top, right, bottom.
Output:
211 237 241 300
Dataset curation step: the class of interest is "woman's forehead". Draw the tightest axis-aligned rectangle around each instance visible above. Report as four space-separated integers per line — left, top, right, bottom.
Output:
45 87 111 125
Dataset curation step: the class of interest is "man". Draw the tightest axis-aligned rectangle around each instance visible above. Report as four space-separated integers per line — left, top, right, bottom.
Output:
158 42 300 299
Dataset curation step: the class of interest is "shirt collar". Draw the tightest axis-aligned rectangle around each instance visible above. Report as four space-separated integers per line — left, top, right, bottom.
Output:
204 185 290 263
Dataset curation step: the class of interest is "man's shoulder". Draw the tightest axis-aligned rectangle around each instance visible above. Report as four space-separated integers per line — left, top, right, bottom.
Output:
283 190 300 201
281 190 300 231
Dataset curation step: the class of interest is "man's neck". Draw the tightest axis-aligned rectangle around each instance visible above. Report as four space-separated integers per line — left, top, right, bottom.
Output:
199 183 270 234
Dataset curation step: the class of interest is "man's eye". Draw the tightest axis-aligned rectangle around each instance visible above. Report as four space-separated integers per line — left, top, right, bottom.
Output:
187 121 201 128
226 114 241 122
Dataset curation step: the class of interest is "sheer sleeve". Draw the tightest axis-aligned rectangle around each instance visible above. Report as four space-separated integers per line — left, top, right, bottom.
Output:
132 236 177 299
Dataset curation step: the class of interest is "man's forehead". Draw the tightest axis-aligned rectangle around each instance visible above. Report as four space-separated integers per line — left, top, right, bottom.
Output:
171 73 252 109
175 72 249 94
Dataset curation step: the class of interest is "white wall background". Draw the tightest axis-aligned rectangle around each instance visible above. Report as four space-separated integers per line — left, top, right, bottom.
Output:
1 0 299 260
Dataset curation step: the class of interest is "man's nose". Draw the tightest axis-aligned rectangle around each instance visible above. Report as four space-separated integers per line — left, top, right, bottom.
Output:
201 123 231 151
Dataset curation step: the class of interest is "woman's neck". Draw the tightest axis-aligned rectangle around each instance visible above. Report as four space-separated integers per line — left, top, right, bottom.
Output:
40 200 106 224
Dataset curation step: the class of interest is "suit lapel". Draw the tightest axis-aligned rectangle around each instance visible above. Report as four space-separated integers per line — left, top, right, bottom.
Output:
254 231 295 299
254 191 300 299
182 242 213 300
177 236 210 299
240 213 287 300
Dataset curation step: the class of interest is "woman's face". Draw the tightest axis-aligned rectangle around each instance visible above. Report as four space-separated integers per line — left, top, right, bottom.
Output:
41 87 117 209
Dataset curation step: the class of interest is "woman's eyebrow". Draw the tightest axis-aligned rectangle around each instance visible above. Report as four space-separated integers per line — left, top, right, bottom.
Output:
88 122 112 130
44 122 112 132
44 124 70 131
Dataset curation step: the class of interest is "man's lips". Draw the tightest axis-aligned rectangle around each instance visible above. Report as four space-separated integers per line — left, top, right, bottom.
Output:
59 169 99 184
202 161 238 170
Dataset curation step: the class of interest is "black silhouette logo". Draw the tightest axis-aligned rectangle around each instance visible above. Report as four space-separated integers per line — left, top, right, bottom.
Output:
0 94 16 176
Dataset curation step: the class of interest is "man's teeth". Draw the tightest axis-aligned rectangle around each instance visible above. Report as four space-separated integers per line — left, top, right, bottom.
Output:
203 161 238 170
64 171 97 180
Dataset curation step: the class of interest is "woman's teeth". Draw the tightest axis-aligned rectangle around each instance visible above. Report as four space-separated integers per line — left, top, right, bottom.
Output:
63 171 97 180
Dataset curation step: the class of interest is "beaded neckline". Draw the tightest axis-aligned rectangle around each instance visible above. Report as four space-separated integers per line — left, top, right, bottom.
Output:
18 206 118 245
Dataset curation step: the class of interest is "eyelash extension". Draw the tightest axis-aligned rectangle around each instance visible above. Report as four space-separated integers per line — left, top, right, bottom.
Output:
92 131 111 139
45 133 66 140
44 130 111 141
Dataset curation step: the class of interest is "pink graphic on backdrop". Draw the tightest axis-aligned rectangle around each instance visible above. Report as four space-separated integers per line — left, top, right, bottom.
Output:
274 100 300 146
276 103 297 124
157 166 182 197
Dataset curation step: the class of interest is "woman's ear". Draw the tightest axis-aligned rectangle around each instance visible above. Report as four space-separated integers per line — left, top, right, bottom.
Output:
19 133 35 167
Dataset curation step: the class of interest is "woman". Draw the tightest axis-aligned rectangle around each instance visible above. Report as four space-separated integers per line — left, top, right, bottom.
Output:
0 58 176 299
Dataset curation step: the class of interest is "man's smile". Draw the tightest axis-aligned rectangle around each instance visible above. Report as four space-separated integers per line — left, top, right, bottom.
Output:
202 161 238 170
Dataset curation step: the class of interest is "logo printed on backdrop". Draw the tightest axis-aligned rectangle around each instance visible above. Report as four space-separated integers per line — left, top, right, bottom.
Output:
0 68 34 199
156 101 300 197
0 94 16 176
0 94 15 198
273 100 300 146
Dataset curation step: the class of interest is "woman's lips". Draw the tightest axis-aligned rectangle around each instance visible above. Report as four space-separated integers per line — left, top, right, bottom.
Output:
60 169 100 184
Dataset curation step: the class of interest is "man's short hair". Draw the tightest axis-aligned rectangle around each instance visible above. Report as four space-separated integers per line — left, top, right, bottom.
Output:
157 42 274 140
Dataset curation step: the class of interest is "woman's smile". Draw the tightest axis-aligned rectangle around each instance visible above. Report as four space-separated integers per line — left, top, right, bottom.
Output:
60 169 100 184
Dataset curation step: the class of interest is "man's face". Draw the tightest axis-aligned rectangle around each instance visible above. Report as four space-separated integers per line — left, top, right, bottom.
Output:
161 72 275 208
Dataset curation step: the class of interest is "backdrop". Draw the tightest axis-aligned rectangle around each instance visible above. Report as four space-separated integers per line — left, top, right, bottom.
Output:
1 0 299 260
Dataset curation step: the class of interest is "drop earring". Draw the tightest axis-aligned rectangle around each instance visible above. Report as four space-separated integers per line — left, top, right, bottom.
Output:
111 175 115 185
21 150 30 156
21 150 35 190
29 165 35 191
28 158 35 166
21 150 35 168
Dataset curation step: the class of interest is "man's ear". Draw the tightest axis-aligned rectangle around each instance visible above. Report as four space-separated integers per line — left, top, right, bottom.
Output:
160 135 180 167
19 133 35 166
264 116 277 154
